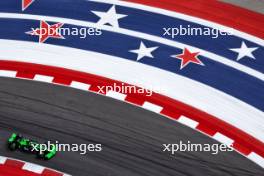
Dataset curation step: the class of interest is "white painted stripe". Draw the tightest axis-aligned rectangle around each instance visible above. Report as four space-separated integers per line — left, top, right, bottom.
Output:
0 13 262 81
0 40 263 143
34 74 53 83
0 70 17 77
248 152 264 168
90 0 264 46
70 81 91 90
178 116 199 128
213 132 234 146
0 156 7 164
106 90 127 100
142 102 163 113
22 163 45 173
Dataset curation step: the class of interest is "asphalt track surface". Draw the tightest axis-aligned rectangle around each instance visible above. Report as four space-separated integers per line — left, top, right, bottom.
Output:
0 78 263 176
221 0 264 14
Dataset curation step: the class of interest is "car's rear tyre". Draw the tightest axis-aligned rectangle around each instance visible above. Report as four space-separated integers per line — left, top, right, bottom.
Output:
8 142 17 151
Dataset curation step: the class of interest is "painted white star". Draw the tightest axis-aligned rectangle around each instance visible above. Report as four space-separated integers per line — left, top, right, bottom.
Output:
229 41 258 61
92 5 127 28
130 42 159 61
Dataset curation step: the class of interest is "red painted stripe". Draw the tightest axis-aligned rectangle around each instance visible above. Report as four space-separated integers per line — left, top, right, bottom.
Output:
0 158 65 176
4 159 24 168
0 165 38 176
124 0 264 39
42 169 64 176
0 60 263 160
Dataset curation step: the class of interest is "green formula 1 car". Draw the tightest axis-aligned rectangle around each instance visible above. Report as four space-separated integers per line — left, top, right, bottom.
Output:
7 133 57 160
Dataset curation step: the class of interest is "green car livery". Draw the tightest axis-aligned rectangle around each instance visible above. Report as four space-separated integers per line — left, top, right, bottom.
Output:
7 133 57 160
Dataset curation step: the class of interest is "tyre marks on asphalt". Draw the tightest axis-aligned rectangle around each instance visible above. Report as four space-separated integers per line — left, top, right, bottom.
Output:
0 78 263 176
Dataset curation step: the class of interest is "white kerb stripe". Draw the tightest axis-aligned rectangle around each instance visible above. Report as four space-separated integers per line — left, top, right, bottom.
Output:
0 70 17 77
142 102 163 113
248 152 264 168
70 81 91 90
213 132 234 146
178 116 199 128
22 163 45 174
34 74 54 83
0 156 7 164
106 90 127 100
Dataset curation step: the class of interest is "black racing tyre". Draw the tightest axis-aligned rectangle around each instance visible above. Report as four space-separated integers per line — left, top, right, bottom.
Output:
8 142 17 151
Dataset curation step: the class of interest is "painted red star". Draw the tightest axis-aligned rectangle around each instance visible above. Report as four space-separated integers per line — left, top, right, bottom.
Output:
172 48 204 69
22 0 35 11
26 21 65 43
